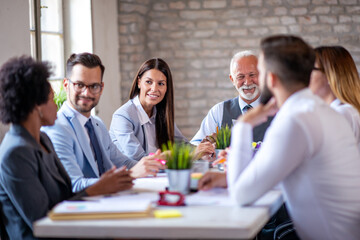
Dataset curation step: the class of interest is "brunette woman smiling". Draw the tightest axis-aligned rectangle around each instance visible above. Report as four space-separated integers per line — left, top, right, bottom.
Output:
110 58 214 161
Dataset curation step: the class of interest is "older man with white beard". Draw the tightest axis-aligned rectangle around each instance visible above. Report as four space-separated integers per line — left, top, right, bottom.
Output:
191 50 273 145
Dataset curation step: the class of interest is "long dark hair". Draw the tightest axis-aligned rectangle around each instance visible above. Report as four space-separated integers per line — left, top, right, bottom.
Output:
129 58 174 148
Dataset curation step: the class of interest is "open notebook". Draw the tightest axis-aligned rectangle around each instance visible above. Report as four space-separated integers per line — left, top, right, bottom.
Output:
49 191 157 220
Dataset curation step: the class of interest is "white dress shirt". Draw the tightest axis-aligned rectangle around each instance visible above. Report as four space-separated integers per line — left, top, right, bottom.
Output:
133 96 158 153
227 89 360 240
190 97 260 145
330 98 360 150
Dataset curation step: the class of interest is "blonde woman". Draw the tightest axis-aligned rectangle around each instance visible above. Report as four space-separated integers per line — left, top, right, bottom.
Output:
310 46 360 149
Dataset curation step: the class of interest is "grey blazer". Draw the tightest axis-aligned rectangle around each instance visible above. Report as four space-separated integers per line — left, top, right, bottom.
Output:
109 98 188 161
0 125 86 239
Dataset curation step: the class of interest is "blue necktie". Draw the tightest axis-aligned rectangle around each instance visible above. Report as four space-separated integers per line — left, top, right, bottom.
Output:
85 119 105 175
242 104 253 113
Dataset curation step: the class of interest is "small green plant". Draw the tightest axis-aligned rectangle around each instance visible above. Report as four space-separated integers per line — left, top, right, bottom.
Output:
162 141 196 170
54 85 67 111
215 124 231 149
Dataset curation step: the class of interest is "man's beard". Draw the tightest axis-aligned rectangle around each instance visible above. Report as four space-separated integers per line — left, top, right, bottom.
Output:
72 96 98 114
238 84 259 101
260 79 273 104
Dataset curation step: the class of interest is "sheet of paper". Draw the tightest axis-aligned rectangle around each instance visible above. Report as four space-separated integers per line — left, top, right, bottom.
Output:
53 192 156 214
185 188 236 206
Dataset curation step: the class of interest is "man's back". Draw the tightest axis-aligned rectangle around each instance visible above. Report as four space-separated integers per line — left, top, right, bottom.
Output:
278 91 360 239
229 89 360 240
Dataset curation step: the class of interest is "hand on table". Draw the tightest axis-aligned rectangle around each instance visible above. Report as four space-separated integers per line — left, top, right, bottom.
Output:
198 172 227 191
195 141 215 160
211 147 230 171
130 149 166 178
86 166 134 196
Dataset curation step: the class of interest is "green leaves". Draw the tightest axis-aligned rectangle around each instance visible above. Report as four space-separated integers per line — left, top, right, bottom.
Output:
215 124 231 149
162 141 195 170
54 85 67 111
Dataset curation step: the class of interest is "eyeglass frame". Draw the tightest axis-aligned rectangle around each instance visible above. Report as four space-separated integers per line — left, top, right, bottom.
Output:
312 67 324 72
67 78 103 94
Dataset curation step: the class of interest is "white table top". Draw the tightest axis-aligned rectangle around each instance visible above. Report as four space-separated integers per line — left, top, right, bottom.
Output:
34 174 283 239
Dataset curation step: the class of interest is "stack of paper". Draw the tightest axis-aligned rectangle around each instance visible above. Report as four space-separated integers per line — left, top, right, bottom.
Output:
49 192 155 220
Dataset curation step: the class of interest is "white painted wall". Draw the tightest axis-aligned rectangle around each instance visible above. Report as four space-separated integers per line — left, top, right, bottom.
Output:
0 0 31 142
63 0 93 57
91 0 121 128
63 0 121 128
0 0 31 65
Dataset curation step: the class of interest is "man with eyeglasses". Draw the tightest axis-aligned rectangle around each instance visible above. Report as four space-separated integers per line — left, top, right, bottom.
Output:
43 53 164 192
191 50 272 145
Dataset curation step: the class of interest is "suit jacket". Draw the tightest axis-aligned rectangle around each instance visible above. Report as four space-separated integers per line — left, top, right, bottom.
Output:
109 98 188 161
42 102 137 193
222 97 273 142
0 125 86 240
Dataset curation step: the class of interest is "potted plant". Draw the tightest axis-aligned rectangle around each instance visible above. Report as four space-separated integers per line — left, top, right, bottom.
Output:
162 141 197 194
213 124 231 158
54 85 67 111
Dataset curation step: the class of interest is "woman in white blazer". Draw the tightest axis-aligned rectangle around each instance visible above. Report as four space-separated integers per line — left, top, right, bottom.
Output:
110 58 214 161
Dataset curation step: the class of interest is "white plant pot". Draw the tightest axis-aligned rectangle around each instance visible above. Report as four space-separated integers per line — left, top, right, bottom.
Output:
166 169 191 195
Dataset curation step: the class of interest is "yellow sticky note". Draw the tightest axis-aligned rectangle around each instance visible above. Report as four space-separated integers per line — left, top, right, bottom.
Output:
191 172 203 179
153 210 182 218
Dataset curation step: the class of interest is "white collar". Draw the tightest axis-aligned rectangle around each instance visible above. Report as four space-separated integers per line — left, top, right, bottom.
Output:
132 95 157 126
65 101 90 126
330 98 342 108
238 96 260 111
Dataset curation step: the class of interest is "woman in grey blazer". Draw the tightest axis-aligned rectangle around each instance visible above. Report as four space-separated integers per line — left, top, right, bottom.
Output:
0 56 133 239
109 58 214 161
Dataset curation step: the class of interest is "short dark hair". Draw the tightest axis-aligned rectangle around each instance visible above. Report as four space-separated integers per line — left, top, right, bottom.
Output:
260 35 315 89
129 58 174 147
0 56 51 124
66 53 105 80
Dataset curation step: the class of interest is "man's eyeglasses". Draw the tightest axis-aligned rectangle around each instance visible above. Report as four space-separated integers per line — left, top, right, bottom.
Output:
67 79 102 94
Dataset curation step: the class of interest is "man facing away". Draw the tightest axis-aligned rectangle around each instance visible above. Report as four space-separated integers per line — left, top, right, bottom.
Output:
199 35 360 240
43 53 164 192
191 50 272 145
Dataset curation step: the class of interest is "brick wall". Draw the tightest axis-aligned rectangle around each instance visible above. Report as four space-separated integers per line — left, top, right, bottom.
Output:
118 0 360 139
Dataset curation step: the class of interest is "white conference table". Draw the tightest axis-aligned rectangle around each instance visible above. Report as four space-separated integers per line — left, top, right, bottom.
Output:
34 174 283 239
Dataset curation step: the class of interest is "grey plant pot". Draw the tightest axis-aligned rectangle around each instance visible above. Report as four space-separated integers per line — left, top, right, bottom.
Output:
166 169 191 195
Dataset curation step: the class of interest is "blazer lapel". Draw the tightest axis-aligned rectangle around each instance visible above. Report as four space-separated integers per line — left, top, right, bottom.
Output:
61 104 100 177
91 117 115 170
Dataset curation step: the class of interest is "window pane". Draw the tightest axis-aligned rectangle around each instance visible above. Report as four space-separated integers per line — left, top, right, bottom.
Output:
41 33 64 79
40 0 62 33
50 80 63 93
29 0 35 30
30 32 37 58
